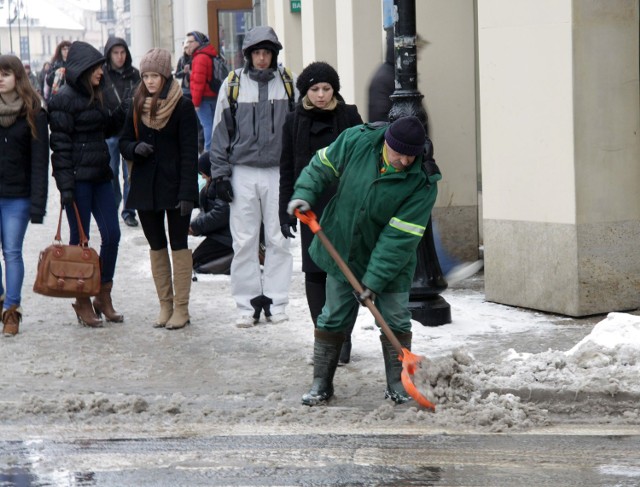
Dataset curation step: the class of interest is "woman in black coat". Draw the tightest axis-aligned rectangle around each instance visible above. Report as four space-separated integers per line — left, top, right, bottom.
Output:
278 61 363 363
0 55 49 336
119 48 198 330
48 41 126 329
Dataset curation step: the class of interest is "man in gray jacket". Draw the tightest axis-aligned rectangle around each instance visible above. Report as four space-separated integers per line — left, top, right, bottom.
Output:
210 26 297 327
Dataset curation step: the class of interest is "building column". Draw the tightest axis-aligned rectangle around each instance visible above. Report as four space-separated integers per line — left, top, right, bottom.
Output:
130 0 154 65
300 0 337 67
269 0 302 74
479 0 640 316
335 0 382 110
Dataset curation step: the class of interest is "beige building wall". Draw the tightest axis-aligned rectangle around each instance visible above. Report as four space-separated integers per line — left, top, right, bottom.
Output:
416 0 479 262
480 0 640 316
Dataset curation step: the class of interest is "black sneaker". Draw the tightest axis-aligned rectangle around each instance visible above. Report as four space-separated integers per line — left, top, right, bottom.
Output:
123 215 139 227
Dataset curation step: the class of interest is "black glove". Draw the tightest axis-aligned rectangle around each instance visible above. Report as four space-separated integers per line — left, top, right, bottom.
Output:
178 200 194 217
60 190 74 207
134 142 154 157
354 287 376 307
30 214 43 224
215 177 234 202
280 220 297 239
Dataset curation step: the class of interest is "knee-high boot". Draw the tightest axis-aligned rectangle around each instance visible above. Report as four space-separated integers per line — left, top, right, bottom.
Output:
304 279 326 326
92 281 124 322
166 249 192 329
301 329 344 406
339 320 355 365
150 248 173 327
380 332 412 404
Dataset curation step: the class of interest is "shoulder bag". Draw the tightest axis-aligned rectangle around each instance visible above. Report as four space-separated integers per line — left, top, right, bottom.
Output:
33 203 101 298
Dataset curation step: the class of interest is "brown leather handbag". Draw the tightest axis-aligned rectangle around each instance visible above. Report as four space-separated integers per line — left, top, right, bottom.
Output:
33 203 101 298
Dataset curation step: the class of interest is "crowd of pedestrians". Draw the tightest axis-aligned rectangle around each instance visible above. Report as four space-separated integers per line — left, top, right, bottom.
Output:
0 25 477 408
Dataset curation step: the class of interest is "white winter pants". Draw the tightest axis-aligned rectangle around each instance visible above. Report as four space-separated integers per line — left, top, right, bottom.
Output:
229 165 292 315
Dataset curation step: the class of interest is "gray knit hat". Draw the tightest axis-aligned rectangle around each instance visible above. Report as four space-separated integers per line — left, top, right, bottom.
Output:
139 48 172 79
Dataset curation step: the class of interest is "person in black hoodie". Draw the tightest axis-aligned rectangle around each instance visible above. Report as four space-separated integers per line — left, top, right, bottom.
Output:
0 55 49 337
102 36 141 228
189 153 233 274
278 61 363 364
48 41 127 328
119 48 198 330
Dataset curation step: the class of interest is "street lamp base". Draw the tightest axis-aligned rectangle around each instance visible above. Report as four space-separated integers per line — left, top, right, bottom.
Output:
409 295 451 327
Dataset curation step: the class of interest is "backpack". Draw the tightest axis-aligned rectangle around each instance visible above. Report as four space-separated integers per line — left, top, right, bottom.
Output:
226 66 295 118
224 67 295 146
208 54 229 93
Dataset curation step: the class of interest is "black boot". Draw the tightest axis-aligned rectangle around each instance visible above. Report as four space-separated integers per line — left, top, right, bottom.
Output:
304 276 326 326
339 320 355 365
302 329 344 406
380 332 412 404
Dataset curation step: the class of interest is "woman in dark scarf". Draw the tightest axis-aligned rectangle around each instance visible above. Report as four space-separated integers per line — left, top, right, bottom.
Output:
279 61 363 364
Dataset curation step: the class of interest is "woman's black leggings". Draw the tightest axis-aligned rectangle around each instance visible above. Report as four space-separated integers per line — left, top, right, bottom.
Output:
138 208 190 251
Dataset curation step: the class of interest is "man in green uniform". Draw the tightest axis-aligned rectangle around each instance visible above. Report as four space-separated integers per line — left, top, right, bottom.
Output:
288 116 441 406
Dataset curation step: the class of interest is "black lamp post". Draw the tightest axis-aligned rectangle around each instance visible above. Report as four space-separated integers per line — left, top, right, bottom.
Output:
389 0 451 327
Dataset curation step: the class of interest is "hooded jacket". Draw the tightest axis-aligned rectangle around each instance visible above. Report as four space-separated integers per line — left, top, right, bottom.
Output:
189 43 219 107
368 27 395 123
210 27 298 179
102 37 140 113
48 41 125 193
292 123 440 294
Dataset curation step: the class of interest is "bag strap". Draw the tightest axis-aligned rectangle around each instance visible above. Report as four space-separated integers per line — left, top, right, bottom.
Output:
279 66 295 112
56 202 90 247
133 109 139 140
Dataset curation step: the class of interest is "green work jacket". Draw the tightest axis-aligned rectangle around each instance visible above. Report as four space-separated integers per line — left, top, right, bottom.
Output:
292 123 440 294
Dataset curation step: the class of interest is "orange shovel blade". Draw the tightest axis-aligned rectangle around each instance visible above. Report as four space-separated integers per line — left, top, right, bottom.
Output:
399 348 436 411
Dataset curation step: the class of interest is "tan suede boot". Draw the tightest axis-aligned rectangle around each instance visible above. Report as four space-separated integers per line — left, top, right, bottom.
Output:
2 305 22 337
165 249 192 330
72 297 103 328
92 281 124 322
150 248 173 327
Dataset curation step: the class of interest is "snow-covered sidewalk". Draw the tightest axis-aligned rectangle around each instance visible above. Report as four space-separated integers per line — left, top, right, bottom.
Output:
1 182 640 439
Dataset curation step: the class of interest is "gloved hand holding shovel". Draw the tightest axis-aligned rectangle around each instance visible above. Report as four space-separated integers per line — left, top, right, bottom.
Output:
294 208 436 411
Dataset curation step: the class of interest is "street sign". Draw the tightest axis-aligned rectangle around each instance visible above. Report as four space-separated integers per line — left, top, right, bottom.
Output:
290 0 300 13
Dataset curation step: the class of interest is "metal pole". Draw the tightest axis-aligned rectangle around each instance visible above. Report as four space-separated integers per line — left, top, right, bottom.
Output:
390 0 451 327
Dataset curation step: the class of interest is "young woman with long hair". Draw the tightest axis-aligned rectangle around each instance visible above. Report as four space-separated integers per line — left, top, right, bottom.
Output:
45 40 71 103
0 55 49 336
119 48 198 330
48 41 127 328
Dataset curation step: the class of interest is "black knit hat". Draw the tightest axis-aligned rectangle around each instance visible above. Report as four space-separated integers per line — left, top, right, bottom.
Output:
296 61 340 98
384 116 426 156
198 152 211 177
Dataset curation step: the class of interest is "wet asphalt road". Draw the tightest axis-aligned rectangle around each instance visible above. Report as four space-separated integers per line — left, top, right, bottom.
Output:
1 433 640 486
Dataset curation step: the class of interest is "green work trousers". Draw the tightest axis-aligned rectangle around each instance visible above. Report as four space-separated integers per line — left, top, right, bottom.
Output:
317 274 412 334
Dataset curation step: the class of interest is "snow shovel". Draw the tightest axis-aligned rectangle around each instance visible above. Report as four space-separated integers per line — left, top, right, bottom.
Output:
295 209 436 411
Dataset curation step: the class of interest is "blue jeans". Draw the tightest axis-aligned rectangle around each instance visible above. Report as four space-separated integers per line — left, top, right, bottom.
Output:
196 97 217 152
0 197 30 309
106 136 135 220
65 181 121 283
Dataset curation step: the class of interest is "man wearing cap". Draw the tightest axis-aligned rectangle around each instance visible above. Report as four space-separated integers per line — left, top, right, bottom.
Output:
210 26 297 327
288 116 441 406
184 30 220 152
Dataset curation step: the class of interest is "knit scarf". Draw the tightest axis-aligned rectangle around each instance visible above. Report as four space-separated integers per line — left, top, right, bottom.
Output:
0 93 24 128
292 99 350 168
140 79 182 131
